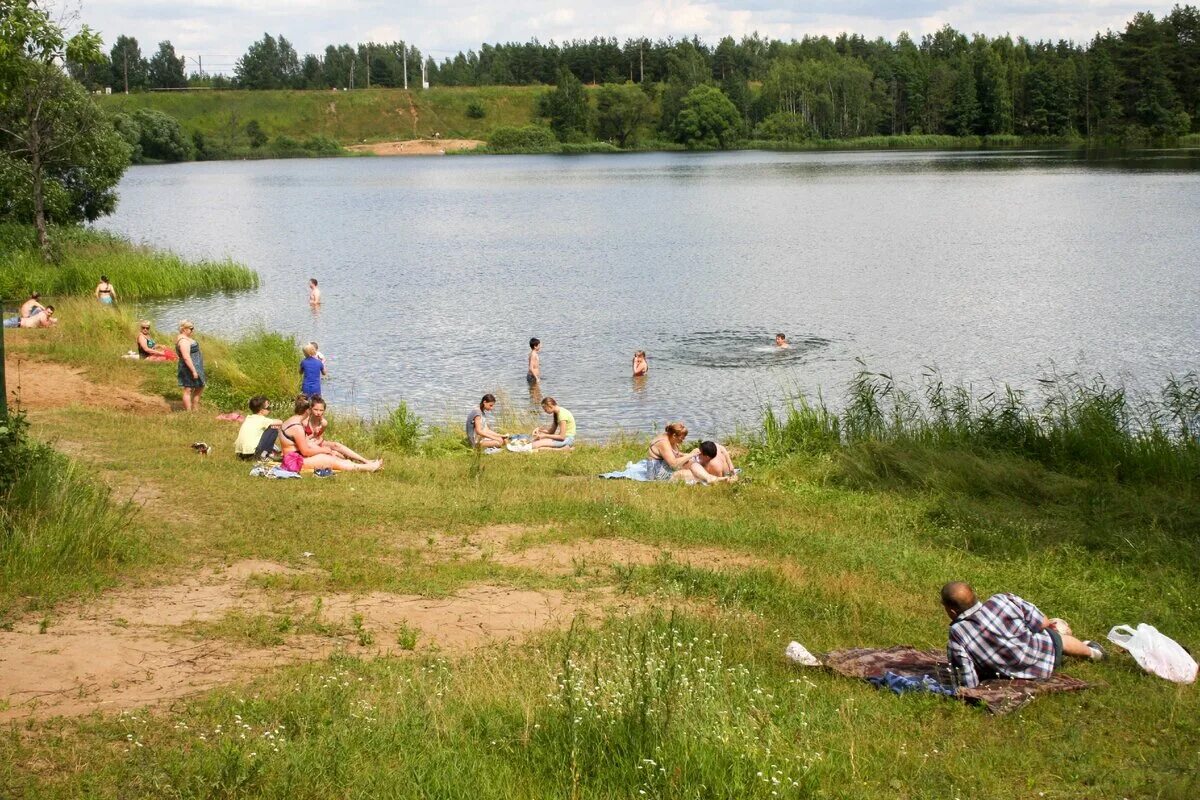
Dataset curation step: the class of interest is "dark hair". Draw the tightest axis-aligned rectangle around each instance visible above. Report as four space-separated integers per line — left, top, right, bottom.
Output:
775 332 786 340
309 394 326 409
45 304 54 312
529 337 540 349
293 394 313 414
248 395 268 414
100 275 109 283
541 396 556 409
480 393 496 409
310 278 318 286
699 441 718 458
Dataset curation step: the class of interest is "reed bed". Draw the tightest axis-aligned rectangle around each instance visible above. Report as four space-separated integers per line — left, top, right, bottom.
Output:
0 224 258 302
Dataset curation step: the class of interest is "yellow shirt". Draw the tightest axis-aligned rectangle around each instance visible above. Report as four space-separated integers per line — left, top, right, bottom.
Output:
234 414 280 454
555 407 576 437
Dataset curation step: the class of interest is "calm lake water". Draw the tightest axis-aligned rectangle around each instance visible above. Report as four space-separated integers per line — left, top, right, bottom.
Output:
96 149 1200 438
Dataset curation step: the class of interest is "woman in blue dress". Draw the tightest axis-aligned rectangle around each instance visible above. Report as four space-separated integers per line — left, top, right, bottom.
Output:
175 320 206 411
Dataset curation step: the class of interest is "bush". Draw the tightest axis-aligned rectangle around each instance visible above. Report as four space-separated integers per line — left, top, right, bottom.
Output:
465 101 486 119
753 112 813 142
371 403 423 453
245 120 268 149
301 135 342 155
486 125 559 153
130 107 194 162
674 85 742 150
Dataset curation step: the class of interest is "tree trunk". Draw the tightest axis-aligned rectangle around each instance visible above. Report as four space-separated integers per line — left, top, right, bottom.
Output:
27 99 51 261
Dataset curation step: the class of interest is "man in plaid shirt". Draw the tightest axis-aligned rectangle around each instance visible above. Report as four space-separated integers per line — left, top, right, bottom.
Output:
941 582 1105 688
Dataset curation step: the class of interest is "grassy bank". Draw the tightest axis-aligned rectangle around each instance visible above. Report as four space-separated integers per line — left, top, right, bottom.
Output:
3 314 1198 796
99 87 543 146
0 224 258 302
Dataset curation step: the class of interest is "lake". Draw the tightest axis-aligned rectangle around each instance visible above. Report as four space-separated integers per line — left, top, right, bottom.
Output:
96 148 1200 438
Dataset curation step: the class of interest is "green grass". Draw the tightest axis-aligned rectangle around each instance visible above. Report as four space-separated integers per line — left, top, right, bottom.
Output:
99 87 544 146
3 306 1199 797
0 224 258 302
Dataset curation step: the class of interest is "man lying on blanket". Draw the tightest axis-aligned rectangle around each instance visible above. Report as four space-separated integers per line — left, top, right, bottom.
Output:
941 582 1105 688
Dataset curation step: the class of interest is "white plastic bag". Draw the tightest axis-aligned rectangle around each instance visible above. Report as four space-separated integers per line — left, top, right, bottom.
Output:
1107 624 1197 684
785 641 820 667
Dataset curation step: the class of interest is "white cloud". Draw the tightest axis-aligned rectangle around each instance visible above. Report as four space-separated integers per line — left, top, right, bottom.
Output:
68 0 1179 72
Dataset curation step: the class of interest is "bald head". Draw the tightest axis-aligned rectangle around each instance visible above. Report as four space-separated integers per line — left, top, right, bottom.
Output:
941 582 978 617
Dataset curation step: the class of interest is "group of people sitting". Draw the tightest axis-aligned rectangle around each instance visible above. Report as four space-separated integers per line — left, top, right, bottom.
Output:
234 393 383 473
468 395 577 452
3 292 57 328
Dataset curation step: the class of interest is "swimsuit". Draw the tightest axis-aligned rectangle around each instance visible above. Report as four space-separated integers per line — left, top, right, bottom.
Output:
98 286 114 305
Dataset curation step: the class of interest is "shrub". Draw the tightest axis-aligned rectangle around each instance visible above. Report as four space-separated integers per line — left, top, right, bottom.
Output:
372 403 423 452
486 125 559 153
465 101 486 119
130 107 194 162
301 135 342 155
753 112 813 142
245 120 268 148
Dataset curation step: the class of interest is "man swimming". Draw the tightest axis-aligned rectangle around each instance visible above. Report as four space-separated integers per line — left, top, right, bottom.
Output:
775 333 790 349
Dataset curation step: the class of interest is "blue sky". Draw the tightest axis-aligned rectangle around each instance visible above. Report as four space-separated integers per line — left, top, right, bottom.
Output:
71 1 1175 73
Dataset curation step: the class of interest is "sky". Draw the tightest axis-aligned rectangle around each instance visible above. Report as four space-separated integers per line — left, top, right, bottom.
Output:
65 1 1177 73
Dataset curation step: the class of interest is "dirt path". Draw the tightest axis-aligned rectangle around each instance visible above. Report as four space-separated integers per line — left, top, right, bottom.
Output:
0 560 626 721
5 355 169 414
347 138 484 156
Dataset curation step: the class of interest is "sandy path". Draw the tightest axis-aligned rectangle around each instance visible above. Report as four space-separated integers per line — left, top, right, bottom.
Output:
0 560 623 721
5 355 170 414
347 138 483 155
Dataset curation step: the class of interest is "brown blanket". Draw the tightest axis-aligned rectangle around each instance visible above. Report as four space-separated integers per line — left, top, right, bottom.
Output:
822 645 1091 715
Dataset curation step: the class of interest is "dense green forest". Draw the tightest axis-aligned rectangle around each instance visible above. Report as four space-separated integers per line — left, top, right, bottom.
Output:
71 6 1200 140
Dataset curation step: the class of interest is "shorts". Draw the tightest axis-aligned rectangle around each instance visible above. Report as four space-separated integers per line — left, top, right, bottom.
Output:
99 295 113 305
548 436 575 448
526 372 538 384
1047 628 1063 669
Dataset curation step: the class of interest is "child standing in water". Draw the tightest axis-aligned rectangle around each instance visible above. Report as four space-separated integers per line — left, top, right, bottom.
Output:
308 278 321 306
632 350 648 376
775 333 790 349
527 337 541 384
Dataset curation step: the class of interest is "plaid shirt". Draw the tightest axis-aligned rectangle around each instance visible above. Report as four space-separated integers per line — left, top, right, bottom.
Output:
947 593 1055 688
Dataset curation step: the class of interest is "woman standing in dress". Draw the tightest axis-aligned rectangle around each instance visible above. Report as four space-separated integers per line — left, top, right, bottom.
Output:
175 320 206 411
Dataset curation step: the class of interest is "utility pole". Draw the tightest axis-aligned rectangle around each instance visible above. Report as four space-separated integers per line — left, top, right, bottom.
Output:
403 45 408 90
366 44 371 89
199 54 203 81
349 59 355 90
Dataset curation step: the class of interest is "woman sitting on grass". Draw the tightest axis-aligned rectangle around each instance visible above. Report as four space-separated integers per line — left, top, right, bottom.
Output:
467 394 506 450
647 422 700 480
531 396 576 451
279 395 382 473
136 321 176 361
304 395 374 464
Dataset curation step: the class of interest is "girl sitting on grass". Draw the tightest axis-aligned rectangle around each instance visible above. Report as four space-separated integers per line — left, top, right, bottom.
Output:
279 395 382 473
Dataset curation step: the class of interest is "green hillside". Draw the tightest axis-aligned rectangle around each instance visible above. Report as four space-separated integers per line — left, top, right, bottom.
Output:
98 86 544 144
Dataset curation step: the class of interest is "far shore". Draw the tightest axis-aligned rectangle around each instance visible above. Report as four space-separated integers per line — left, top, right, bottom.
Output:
346 138 485 156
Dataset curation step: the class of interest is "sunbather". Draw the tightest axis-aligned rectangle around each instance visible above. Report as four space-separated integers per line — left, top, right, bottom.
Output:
531 396 575 450
684 440 737 484
305 395 372 463
234 395 281 460
279 395 382 472
941 582 1104 689
136 321 176 361
467 394 506 449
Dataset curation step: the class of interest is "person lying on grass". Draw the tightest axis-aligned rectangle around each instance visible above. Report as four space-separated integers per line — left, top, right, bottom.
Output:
941 581 1105 689
234 395 282 460
18 304 56 328
531 396 575 451
279 394 382 473
684 440 738 484
304 395 375 464
467 394 506 450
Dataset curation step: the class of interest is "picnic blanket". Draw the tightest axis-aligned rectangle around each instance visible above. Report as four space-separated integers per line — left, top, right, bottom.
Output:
600 458 671 481
822 645 1091 715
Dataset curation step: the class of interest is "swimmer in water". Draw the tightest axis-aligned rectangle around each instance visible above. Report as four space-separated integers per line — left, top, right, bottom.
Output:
308 278 321 306
632 350 648 377
775 332 790 349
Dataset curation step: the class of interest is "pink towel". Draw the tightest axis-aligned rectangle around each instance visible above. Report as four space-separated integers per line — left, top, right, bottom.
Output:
216 412 245 422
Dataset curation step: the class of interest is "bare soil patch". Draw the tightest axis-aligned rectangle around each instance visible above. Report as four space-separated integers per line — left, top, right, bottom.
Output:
0 560 625 720
5 356 168 414
347 138 483 156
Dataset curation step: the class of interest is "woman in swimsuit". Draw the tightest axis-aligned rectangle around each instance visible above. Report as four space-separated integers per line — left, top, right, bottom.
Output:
95 276 117 305
279 395 382 472
136 321 176 362
646 422 700 481
175 321 206 411
19 292 44 319
304 395 371 464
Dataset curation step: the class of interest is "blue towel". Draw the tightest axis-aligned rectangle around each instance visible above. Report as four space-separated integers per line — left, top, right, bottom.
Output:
600 458 671 481
867 671 956 697
3 317 18 328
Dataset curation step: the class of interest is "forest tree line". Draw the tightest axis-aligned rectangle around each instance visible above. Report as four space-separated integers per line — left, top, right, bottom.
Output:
69 6 1199 140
